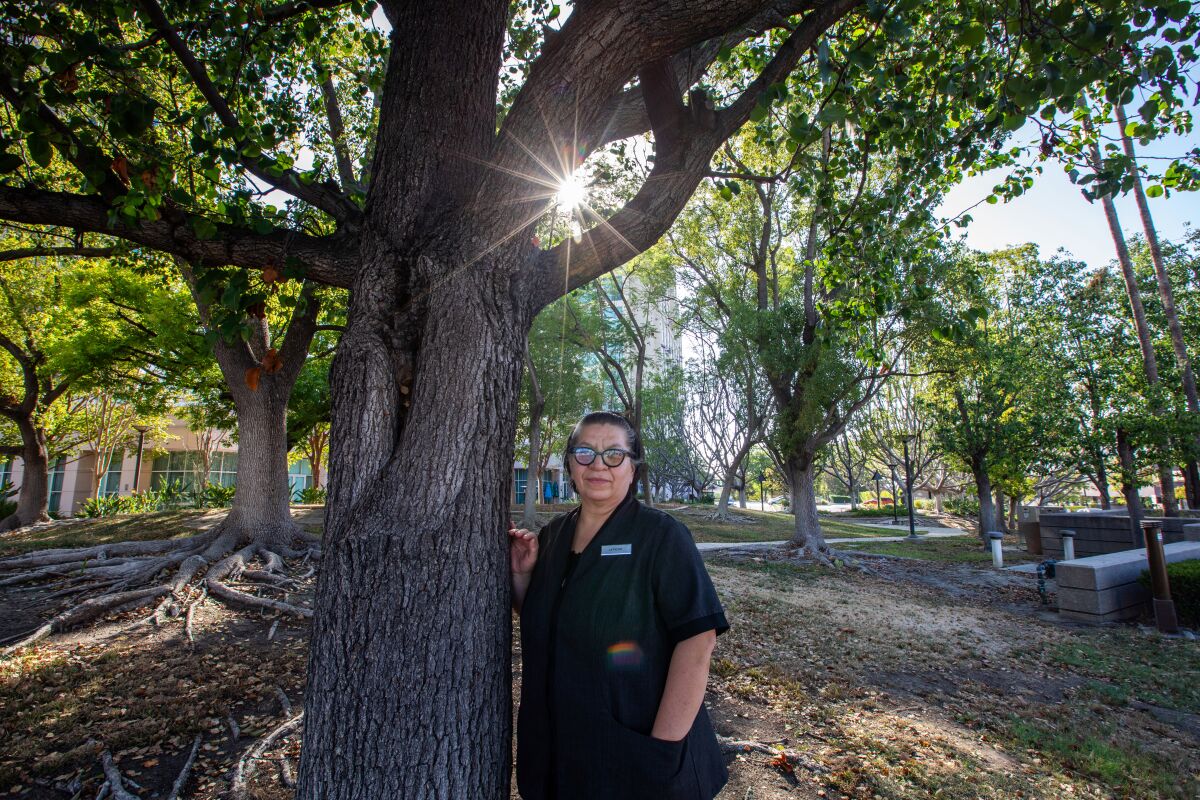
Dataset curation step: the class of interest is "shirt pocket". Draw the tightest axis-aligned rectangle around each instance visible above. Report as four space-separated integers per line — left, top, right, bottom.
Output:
599 707 701 800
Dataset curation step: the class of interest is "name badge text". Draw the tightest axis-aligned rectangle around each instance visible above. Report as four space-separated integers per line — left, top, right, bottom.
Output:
601 544 632 557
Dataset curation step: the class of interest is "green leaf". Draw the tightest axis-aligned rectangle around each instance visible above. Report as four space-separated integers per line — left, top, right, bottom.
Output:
1145 184 1164 198
547 4 560 21
28 135 52 167
959 24 986 48
749 103 768 123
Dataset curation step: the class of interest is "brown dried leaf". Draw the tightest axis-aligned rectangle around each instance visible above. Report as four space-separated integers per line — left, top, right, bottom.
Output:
245 366 261 391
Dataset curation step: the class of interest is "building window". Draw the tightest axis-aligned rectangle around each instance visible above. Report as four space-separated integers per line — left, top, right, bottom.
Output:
209 452 238 487
514 467 527 505
98 450 124 498
48 457 65 514
288 458 312 500
151 451 200 491
0 457 11 488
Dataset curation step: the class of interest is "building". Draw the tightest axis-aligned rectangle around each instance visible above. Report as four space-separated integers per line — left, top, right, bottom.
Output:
4 418 321 516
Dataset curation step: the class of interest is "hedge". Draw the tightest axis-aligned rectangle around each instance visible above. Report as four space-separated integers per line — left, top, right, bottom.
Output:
1139 559 1200 628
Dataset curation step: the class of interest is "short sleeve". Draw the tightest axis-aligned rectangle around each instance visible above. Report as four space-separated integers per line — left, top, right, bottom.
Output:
652 520 729 645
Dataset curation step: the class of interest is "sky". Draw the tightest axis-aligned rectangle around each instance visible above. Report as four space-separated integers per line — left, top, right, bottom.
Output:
935 122 1198 269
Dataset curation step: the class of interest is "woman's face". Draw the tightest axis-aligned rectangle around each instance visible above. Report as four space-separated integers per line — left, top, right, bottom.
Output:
570 423 636 508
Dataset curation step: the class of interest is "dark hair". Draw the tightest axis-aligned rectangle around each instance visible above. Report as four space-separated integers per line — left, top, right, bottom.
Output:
563 411 644 499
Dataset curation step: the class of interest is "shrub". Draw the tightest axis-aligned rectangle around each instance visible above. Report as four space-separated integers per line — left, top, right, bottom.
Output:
298 486 327 504
1138 559 1200 628
945 497 980 517
840 505 910 518
194 483 236 508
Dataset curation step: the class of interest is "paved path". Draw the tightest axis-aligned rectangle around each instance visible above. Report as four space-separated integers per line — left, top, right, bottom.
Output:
696 529 972 552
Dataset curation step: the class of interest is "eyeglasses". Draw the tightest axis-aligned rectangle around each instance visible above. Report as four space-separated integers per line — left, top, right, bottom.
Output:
569 447 635 468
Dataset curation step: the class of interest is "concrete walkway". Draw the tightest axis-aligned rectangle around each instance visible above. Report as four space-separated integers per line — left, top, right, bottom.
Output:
696 529 972 552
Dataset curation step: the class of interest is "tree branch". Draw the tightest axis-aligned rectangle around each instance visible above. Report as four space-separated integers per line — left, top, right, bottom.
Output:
0 247 116 263
0 185 356 288
136 0 359 220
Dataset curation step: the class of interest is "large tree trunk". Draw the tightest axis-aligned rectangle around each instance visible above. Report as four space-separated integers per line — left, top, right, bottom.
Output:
786 456 827 554
223 385 302 546
0 417 50 530
300 247 530 799
994 488 1007 533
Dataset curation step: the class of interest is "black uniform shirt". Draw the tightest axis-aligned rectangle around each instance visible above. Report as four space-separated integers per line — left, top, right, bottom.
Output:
517 496 730 800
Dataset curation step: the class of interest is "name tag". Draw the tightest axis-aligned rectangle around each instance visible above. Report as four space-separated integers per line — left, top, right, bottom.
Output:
601 544 632 557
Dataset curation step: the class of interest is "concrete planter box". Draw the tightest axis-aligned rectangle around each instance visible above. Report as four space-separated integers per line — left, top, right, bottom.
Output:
1055 541 1200 623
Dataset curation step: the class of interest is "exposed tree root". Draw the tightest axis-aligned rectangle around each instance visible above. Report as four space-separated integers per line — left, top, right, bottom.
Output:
166 735 202 800
92 735 202 800
229 712 304 800
0 518 318 657
717 735 829 775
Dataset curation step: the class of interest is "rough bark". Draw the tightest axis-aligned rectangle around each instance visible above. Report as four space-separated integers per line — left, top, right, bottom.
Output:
301 257 530 800
0 417 50 530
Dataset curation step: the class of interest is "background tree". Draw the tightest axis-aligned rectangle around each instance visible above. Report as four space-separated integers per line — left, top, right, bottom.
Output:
917 246 1075 538
0 243 189 528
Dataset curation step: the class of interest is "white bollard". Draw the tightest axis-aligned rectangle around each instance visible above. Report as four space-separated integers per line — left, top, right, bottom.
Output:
1061 529 1076 561
988 531 1004 568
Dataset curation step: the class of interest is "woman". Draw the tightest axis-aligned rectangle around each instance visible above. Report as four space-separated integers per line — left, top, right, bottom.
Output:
509 411 729 800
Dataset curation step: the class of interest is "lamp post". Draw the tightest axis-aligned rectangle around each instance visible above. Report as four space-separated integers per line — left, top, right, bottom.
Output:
902 434 919 540
757 471 766 511
887 463 898 525
871 471 883 510
132 424 150 493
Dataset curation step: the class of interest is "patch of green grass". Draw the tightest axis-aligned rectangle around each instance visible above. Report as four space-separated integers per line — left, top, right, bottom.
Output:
838 535 1042 564
0 511 210 558
1004 715 1188 799
674 507 897 543
1050 636 1200 713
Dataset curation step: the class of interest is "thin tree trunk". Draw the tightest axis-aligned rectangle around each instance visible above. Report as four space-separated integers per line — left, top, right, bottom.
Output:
522 344 545 529
738 482 747 508
1116 427 1144 544
0 417 50 530
974 468 996 542
786 457 827 554
994 488 1007 533
1184 461 1199 511
1117 104 1200 424
1091 450 1112 509
1087 133 1178 516
934 492 944 514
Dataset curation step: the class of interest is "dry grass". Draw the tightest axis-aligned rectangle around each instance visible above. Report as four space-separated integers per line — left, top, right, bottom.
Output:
1 518 1196 799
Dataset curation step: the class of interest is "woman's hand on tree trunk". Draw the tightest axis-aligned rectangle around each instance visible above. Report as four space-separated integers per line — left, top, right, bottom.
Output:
508 521 538 575
508 521 538 614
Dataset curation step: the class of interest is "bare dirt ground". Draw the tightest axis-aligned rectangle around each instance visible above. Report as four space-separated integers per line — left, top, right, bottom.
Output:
1 514 1197 799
